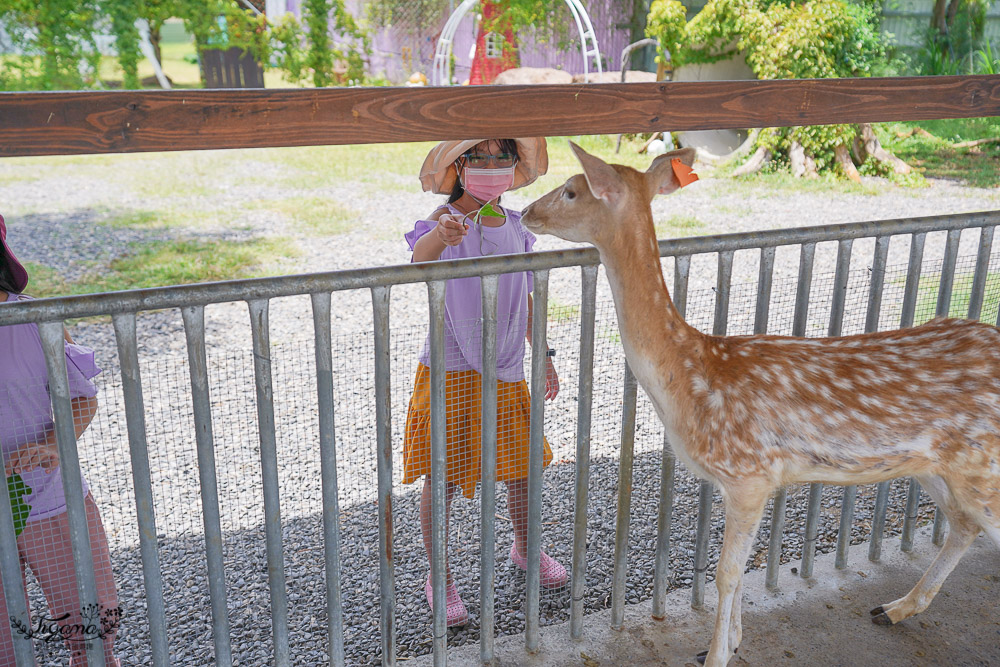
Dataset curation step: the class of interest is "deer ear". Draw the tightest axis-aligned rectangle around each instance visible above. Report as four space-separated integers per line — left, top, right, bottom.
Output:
569 141 625 205
646 147 698 198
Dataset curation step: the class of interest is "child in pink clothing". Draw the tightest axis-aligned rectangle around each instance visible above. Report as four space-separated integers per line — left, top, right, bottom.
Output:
0 215 120 666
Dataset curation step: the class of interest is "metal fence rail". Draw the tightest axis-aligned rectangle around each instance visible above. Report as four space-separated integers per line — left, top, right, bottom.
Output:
0 210 998 665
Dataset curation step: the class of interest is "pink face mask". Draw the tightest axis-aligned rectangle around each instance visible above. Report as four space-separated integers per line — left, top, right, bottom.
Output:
462 166 515 203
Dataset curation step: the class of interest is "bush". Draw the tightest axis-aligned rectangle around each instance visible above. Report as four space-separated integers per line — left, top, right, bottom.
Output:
646 0 897 179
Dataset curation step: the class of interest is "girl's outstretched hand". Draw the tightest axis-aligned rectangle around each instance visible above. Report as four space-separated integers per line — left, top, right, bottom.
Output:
436 213 469 247
5 440 59 476
545 359 560 400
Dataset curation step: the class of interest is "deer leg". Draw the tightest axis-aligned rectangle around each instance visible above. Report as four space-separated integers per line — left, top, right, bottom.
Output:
871 476 979 625
702 491 767 667
728 574 744 651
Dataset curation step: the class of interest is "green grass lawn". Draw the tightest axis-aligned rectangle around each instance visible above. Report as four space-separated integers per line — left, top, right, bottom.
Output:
24 238 298 299
881 118 1000 189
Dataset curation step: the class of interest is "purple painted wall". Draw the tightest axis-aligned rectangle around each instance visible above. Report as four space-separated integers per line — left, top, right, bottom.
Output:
301 0 638 84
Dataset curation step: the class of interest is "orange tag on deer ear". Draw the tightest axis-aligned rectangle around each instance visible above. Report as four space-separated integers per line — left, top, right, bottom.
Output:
671 159 698 187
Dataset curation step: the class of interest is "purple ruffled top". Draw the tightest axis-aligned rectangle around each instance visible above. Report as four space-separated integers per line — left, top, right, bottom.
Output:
0 293 99 522
406 205 537 382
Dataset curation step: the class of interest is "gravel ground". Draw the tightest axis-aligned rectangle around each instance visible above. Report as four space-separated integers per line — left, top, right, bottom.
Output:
2 155 999 665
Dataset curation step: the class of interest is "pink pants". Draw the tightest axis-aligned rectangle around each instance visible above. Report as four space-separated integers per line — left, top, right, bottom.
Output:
0 494 119 666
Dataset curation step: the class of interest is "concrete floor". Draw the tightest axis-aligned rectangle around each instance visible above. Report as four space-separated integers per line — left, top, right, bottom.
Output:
413 526 1000 666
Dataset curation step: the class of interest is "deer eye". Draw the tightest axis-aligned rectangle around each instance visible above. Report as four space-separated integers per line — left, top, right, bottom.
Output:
563 188 576 201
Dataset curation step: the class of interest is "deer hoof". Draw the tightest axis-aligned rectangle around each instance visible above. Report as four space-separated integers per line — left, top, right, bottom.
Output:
871 611 894 626
869 605 885 617
695 647 737 664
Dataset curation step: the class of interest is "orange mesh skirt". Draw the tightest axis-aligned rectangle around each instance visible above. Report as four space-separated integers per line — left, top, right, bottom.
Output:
402 363 553 499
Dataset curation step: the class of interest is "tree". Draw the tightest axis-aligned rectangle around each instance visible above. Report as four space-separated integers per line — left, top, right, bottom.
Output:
647 0 910 180
302 0 367 87
927 0 990 67
0 0 102 90
107 1 142 89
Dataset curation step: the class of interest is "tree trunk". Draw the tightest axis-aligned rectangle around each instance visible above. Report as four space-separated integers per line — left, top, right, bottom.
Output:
733 147 771 176
789 141 807 178
860 123 912 175
952 137 1000 148
945 0 962 30
834 145 861 182
803 152 818 179
630 0 655 71
149 21 163 66
932 0 948 33
851 135 867 166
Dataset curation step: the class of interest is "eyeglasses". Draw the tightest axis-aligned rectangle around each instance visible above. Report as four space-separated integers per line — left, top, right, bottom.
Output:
461 152 517 168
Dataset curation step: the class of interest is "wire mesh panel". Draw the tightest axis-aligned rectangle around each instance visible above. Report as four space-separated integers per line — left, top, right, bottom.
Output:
1 218 997 665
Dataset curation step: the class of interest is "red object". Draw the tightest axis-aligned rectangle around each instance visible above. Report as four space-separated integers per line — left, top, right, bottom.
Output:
469 0 518 84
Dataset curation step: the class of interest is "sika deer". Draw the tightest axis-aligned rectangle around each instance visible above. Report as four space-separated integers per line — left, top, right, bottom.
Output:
520 142 1000 667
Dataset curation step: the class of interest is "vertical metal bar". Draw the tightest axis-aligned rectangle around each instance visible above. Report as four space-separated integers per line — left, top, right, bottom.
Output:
935 228 962 319
713 251 735 334
967 225 995 321
0 408 35 667
899 232 926 553
743 247 782 591
835 237 884 569
754 247 776 335
932 228 962 546
479 275 499 664
827 239 854 338
651 431 676 618
900 233 927 330
901 480 923 554
525 270 549 653
791 243 823 579
247 299 290 666
868 482 892 563
691 486 713 610
610 362 638 630
856 237 890 565
372 286 398 667
570 265 598 638
112 312 170 666
692 250 733 608
310 293 345 667
180 306 233 667
652 252 690 612
38 321 106 667
792 243 816 338
671 256 694 604
673 255 691 319
427 281 448 665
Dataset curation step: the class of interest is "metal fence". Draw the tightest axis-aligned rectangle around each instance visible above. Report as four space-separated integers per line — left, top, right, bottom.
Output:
0 208 998 666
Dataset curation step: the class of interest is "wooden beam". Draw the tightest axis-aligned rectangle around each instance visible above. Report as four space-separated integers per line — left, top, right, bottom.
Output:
1 76 998 157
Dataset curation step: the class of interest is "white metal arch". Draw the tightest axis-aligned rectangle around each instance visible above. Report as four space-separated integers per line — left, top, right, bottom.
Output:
432 0 603 86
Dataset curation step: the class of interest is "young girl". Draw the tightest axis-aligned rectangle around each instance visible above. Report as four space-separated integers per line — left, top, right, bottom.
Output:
403 138 566 627
0 215 121 665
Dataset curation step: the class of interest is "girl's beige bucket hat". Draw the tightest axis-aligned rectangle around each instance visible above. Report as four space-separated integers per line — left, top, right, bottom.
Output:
419 137 548 195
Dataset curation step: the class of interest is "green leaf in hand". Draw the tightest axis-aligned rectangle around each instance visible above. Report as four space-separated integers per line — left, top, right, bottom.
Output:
478 203 505 217
7 474 32 537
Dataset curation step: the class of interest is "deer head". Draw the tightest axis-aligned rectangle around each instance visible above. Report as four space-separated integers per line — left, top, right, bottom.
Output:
520 141 697 247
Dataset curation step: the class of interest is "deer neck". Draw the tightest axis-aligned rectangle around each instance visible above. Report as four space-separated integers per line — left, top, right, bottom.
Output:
595 222 701 398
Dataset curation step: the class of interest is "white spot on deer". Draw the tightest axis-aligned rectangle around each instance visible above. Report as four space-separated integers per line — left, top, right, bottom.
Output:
832 376 854 391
